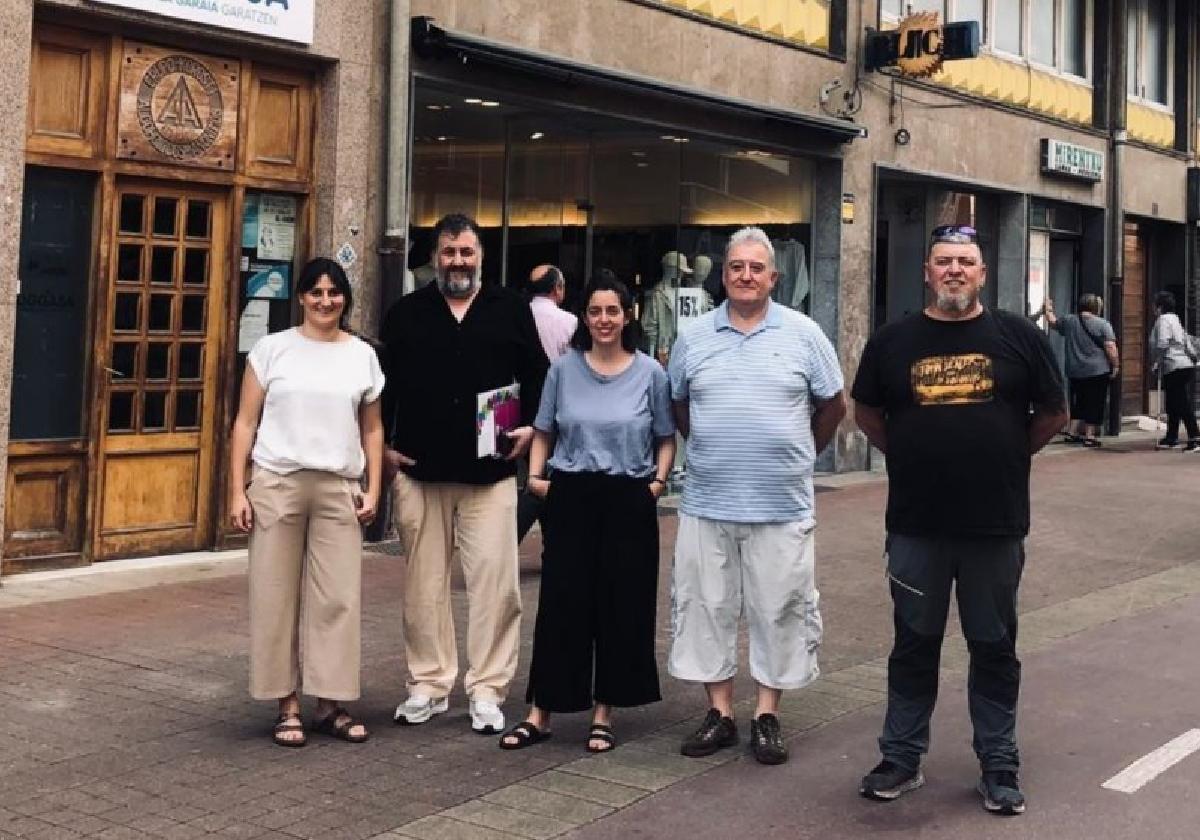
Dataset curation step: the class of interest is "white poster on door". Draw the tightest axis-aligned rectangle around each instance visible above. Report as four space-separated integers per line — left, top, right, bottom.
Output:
257 195 296 261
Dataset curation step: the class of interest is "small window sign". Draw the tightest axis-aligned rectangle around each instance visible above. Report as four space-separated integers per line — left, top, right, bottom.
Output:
1040 139 1104 182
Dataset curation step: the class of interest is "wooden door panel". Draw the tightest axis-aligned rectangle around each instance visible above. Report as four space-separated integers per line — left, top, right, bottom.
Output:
100 451 199 533
244 65 313 182
95 181 227 560
27 26 107 159
1122 226 1147 416
3 455 85 560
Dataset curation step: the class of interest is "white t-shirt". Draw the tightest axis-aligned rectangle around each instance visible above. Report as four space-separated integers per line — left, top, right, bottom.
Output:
248 328 385 478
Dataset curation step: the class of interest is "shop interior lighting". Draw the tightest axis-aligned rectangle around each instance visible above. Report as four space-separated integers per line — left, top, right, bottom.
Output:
631 150 646 157
463 98 482 104
481 100 501 107
530 131 545 140
636 162 649 168
660 134 676 140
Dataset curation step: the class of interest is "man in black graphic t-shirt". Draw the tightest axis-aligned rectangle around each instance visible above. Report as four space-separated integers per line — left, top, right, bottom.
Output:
851 225 1066 816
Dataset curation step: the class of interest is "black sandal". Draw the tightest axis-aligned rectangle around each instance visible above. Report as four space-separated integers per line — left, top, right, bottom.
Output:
499 721 552 750
273 713 306 748
1082 437 1102 448
312 707 369 743
586 723 616 754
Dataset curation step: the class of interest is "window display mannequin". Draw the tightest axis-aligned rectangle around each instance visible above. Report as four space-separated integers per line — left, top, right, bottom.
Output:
643 251 713 366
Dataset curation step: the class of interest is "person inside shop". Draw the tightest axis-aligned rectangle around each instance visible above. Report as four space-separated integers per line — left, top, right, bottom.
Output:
228 257 385 748
499 274 675 753
380 212 548 736
1148 290 1200 452
853 224 1066 816
1042 293 1118 447
517 264 578 544
668 227 845 767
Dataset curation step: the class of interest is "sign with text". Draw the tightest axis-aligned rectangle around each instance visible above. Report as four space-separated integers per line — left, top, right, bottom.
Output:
864 16 979 75
1040 139 1104 182
91 0 314 45
117 43 240 169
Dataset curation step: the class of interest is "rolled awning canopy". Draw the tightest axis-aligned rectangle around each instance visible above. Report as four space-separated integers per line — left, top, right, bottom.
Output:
411 16 866 145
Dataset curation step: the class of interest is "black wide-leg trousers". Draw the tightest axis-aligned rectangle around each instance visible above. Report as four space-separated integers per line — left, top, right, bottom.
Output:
525 471 662 713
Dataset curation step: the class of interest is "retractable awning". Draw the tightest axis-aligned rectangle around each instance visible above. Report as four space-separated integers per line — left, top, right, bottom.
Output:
411 16 866 144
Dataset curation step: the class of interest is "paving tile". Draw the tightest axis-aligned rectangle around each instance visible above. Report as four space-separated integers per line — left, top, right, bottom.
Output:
520 771 646 808
395 815 523 840
482 784 613 823
439 800 574 840
553 757 679 792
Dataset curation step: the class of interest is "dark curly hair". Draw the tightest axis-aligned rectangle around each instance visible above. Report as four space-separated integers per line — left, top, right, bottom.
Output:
569 274 638 353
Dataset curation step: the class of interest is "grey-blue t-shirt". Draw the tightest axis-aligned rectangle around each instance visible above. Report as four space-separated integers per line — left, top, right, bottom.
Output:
534 350 675 478
1052 313 1115 379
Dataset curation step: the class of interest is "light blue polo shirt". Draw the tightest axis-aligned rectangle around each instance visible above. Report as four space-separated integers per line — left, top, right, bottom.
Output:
668 301 844 524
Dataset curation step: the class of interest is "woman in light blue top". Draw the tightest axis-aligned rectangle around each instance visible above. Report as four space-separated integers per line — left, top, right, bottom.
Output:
499 276 675 753
1149 291 1199 450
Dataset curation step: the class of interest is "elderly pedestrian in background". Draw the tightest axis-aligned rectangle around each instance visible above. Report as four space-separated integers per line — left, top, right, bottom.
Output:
1149 291 1200 452
1043 294 1118 447
229 257 385 748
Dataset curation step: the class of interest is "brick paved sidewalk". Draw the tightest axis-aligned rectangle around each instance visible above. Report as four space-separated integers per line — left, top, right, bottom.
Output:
0 436 1195 839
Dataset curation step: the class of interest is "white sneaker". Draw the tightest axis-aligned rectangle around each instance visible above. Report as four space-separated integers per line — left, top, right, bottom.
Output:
393 694 448 725
470 699 505 734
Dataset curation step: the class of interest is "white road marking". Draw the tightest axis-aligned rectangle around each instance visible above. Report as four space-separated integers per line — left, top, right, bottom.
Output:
1102 729 1200 794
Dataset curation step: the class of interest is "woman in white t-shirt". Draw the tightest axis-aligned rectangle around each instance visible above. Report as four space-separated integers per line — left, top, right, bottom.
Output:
228 258 385 748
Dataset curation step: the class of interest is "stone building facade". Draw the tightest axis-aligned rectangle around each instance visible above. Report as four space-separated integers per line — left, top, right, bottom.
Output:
2 0 1195 573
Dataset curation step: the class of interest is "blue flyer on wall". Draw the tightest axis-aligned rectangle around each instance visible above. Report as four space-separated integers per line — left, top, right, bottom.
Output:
242 195 259 249
245 261 291 299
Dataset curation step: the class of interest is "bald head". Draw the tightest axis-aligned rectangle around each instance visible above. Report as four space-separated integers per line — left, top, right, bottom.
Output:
529 264 565 303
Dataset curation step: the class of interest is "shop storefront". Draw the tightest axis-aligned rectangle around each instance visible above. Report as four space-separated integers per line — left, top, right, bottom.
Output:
7 18 319 571
405 19 862 355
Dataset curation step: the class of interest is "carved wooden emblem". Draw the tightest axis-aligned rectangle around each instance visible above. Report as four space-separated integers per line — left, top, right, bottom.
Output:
118 43 239 169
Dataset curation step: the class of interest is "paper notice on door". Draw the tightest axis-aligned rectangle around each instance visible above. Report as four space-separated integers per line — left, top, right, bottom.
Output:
257 195 296 261
476 383 521 459
238 299 270 353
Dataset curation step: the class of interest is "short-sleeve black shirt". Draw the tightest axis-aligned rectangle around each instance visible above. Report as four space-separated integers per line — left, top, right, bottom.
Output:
851 309 1065 538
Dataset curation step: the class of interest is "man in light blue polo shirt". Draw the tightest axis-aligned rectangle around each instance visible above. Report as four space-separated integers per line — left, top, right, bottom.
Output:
667 226 846 766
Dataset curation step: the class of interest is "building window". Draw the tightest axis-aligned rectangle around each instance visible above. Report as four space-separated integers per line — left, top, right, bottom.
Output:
1128 0 1171 106
880 0 1091 79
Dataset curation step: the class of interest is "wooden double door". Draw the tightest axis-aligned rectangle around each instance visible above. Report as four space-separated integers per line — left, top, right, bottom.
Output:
93 180 229 559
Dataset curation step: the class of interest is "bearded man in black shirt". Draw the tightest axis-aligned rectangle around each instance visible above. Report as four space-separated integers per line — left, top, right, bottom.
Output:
851 225 1067 816
380 213 548 736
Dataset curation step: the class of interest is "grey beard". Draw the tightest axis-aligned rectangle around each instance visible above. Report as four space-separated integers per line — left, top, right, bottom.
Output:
438 268 480 299
936 289 976 315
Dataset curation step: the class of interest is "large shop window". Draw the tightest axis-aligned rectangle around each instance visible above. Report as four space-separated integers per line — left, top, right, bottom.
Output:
883 0 1090 78
11 168 95 441
408 83 815 345
1128 0 1172 105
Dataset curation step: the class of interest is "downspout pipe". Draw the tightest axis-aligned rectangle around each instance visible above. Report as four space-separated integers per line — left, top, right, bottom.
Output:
1106 0 1126 436
380 0 411 318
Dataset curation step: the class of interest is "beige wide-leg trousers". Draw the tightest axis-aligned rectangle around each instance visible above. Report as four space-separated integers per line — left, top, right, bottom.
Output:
392 473 521 702
247 467 363 701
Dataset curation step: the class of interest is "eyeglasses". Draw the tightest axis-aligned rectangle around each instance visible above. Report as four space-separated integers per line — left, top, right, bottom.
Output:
929 224 978 245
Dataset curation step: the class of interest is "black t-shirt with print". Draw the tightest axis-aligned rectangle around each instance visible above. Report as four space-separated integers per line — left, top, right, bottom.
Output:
851 309 1065 538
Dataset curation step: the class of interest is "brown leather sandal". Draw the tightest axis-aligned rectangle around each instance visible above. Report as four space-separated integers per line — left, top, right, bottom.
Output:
312 707 369 743
273 713 306 748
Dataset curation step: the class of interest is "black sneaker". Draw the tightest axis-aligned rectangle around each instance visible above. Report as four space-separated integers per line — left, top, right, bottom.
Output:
859 760 925 801
1184 440 1200 453
749 713 788 765
1156 437 1182 450
680 708 738 757
978 769 1026 815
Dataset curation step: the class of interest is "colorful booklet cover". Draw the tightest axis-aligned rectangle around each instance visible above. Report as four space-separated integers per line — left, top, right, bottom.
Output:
476 383 521 459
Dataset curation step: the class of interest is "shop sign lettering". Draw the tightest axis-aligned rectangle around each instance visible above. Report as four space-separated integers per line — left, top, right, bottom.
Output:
90 0 314 44
896 11 944 78
1040 139 1104 182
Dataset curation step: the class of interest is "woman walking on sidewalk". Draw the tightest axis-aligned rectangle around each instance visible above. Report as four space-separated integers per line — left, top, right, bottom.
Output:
228 258 385 747
499 276 675 753
1149 291 1200 452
